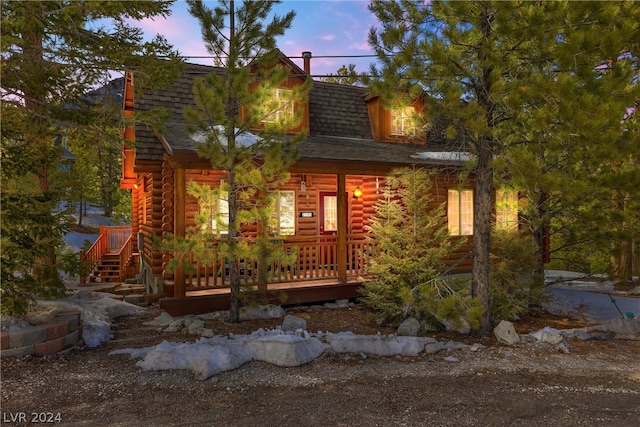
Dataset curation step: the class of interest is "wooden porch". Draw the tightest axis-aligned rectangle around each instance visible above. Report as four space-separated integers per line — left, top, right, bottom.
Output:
160 234 372 316
160 278 363 316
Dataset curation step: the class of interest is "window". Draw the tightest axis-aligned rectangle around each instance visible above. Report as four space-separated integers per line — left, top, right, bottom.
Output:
390 106 416 135
270 190 295 236
262 88 293 123
323 195 337 232
448 189 473 235
212 194 229 235
496 189 519 231
199 192 228 236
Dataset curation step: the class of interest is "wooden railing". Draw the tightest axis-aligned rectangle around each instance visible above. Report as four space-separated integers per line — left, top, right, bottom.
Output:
117 234 134 282
184 234 374 290
80 225 132 283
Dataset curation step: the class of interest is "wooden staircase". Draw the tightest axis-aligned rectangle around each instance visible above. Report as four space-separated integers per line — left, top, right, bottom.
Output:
81 226 135 284
90 253 124 283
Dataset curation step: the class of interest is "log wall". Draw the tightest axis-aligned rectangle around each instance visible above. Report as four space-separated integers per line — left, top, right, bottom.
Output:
138 164 478 288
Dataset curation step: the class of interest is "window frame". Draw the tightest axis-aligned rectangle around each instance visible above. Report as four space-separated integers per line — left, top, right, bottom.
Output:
262 88 294 123
448 189 474 236
269 190 296 236
201 191 229 236
390 106 416 136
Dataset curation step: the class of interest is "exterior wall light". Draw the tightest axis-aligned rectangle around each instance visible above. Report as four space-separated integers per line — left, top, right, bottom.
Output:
353 186 363 200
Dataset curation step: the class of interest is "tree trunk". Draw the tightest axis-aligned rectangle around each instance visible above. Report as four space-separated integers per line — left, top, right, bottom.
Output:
633 240 640 277
472 139 493 337
228 164 241 323
531 190 548 289
612 239 633 286
22 4 58 282
611 191 632 285
77 201 84 227
472 9 496 337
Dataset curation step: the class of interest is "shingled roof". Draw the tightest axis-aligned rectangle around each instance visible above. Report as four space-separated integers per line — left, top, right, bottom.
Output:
133 62 466 169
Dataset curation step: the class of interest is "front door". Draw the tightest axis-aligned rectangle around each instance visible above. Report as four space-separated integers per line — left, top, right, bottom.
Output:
319 192 346 269
319 192 338 236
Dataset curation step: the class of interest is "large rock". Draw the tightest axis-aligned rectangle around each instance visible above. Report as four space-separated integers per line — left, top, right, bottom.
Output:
248 334 328 367
442 318 471 335
493 320 520 345
282 315 307 332
530 327 564 345
424 342 447 354
326 332 436 357
584 318 640 340
240 305 285 320
397 317 421 336
164 315 205 335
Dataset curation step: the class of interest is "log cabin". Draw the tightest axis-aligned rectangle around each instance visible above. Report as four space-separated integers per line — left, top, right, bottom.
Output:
116 52 521 315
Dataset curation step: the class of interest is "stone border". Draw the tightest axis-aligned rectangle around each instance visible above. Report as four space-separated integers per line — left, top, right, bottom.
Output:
1 310 82 357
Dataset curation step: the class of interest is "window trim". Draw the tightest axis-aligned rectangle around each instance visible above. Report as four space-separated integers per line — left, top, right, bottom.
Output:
448 189 474 236
390 106 416 136
262 88 294 123
269 190 296 236
201 191 229 236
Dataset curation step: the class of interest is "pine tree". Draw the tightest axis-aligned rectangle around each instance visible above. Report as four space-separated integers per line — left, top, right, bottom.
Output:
320 64 362 85
1 1 181 315
367 0 640 335
361 168 479 330
1 106 70 315
501 3 640 284
185 0 311 323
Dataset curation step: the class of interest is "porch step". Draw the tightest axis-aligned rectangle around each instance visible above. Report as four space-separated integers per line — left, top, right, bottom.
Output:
91 255 122 283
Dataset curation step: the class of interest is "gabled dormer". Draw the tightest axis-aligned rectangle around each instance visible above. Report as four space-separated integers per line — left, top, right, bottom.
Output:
365 94 427 145
243 52 310 135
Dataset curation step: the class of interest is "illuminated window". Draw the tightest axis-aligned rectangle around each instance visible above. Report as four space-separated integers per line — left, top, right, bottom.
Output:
323 195 337 232
200 192 228 236
270 190 295 236
496 189 519 231
262 88 293 123
213 193 229 235
390 106 416 135
448 189 473 236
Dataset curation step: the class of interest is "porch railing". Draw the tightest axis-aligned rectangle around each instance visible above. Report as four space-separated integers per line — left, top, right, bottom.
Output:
183 234 374 290
80 225 132 283
117 234 134 282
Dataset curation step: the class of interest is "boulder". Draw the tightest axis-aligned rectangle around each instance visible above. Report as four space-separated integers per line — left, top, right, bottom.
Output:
240 305 285 321
424 342 447 354
530 327 564 345
585 318 640 340
397 317 421 336
282 315 307 332
493 320 520 345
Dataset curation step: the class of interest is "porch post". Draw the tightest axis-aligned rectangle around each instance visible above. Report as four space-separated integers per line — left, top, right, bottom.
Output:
337 173 347 284
174 166 186 297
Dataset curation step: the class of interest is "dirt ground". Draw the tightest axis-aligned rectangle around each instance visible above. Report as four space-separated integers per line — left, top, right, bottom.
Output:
2 304 639 426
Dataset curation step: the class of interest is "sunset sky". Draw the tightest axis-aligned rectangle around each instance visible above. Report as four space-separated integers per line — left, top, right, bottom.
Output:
133 0 379 77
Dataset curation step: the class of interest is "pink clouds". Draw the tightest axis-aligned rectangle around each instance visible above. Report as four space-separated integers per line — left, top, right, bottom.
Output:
127 0 379 76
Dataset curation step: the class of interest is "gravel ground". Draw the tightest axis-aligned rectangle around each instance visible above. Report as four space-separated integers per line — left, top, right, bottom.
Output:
2 305 639 426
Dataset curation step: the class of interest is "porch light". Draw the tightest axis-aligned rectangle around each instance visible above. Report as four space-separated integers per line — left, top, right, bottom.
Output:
353 186 363 200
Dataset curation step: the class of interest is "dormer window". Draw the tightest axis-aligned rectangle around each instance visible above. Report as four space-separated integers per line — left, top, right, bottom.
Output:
390 106 416 136
262 88 294 123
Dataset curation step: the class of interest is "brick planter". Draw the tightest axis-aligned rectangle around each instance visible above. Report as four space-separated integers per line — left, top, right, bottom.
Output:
1 310 82 357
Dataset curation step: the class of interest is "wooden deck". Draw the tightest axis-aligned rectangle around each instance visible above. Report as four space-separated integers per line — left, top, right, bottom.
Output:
159 278 363 316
